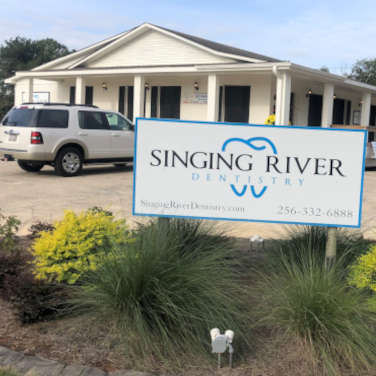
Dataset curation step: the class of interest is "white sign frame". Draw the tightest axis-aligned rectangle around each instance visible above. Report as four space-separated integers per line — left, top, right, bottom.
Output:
22 92 50 103
133 119 367 228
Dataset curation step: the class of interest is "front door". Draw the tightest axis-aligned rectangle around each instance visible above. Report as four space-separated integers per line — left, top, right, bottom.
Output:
369 105 376 142
76 110 110 159
332 98 345 125
160 86 181 119
308 94 323 127
224 86 251 123
105 112 134 158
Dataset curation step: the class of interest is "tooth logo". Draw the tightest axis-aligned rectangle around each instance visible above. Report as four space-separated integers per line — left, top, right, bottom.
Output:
222 137 277 199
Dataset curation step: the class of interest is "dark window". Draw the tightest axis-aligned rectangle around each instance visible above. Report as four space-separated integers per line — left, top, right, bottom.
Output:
224 86 250 123
308 94 323 126
105 113 131 131
85 87 93 105
119 86 125 115
332 98 345 124
346 100 352 125
160 86 181 119
289 92 295 125
218 86 223 121
368 105 376 142
37 110 69 128
78 111 108 130
151 86 158 118
70 87 76 104
127 86 134 122
2 108 39 127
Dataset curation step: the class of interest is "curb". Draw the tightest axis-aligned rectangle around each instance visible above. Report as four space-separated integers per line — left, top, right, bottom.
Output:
0 346 155 376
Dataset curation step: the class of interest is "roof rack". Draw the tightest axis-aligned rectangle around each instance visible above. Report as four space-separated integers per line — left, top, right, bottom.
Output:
20 103 99 108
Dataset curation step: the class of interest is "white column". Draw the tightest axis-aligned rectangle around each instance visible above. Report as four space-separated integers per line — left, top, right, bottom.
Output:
274 72 291 125
76 76 85 105
23 77 33 103
361 92 372 126
207 74 220 122
133 75 145 120
321 83 334 128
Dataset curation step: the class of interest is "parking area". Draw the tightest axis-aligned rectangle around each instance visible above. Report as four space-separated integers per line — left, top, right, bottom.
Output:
1 161 376 239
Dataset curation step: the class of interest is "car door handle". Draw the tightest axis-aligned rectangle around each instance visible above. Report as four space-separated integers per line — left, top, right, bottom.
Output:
78 132 88 136
4 130 20 135
111 133 120 137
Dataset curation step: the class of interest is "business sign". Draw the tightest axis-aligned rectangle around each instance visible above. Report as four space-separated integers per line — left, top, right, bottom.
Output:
133 119 366 228
22 92 50 103
192 94 207 104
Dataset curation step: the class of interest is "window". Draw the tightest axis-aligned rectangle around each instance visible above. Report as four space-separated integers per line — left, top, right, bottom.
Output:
105 113 131 131
78 111 108 130
85 87 93 105
37 110 69 128
2 108 39 127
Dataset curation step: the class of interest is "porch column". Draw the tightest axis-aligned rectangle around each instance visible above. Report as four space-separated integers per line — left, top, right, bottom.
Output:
361 92 371 126
76 76 85 105
23 77 33 103
207 74 220 122
321 83 334 128
133 75 145 120
274 72 291 125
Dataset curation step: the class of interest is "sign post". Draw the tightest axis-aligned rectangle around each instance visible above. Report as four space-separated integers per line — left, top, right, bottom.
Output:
133 119 366 234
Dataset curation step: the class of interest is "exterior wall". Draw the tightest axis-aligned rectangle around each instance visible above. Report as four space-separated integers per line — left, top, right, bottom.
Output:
86 30 238 68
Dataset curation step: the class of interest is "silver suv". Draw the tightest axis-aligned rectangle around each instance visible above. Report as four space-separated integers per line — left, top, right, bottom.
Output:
0 103 134 177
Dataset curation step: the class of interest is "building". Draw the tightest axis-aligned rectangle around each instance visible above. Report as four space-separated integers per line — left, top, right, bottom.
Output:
5 23 376 164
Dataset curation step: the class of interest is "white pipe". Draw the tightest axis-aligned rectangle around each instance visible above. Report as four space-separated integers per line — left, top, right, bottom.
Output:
272 65 282 79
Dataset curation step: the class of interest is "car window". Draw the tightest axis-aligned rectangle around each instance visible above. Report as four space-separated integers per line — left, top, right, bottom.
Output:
105 113 131 131
78 111 108 130
2 108 39 127
37 110 69 128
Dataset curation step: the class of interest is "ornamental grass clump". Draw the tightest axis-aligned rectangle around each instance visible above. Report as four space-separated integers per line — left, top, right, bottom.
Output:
69 218 249 363
31 208 133 284
251 247 376 376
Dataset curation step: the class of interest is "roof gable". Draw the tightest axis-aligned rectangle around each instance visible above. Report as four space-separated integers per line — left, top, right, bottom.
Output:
84 29 239 68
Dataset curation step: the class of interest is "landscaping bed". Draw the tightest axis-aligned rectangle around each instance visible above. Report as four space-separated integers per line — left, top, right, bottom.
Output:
1 209 376 376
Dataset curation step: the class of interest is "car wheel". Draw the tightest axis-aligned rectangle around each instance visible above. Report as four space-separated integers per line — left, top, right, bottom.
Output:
18 161 44 172
113 163 127 167
55 147 83 177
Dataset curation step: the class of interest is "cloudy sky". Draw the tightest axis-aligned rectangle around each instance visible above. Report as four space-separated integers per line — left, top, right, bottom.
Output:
1 0 375 74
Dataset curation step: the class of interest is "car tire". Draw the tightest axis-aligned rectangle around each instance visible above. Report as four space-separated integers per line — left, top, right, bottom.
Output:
113 163 127 167
55 147 83 177
18 161 44 172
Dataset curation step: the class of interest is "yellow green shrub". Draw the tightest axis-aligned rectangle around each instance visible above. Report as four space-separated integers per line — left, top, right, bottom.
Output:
349 244 376 292
31 208 133 284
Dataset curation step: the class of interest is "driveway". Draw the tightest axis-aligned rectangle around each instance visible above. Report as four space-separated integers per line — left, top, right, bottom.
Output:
0 162 375 239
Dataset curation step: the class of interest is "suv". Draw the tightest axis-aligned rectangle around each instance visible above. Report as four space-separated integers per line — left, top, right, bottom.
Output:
0 103 134 177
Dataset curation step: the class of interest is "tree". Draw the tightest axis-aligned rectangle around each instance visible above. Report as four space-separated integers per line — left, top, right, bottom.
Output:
0 37 74 118
320 66 330 73
346 58 376 86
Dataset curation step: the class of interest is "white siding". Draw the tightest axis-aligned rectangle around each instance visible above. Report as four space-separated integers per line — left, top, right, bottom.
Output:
86 30 237 68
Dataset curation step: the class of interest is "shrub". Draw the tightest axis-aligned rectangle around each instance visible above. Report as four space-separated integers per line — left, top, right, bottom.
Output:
2 273 67 324
28 221 55 240
31 209 133 284
0 253 21 288
69 218 248 363
349 244 376 293
271 225 370 268
251 247 376 375
0 209 21 254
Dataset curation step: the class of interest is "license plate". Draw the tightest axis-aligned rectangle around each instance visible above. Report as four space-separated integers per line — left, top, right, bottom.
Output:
9 135 17 142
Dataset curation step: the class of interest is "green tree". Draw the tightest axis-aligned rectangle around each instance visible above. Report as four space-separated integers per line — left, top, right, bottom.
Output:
346 58 376 86
0 37 74 118
320 65 330 73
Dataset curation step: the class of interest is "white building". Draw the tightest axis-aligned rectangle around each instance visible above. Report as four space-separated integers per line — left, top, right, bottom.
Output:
6 23 376 165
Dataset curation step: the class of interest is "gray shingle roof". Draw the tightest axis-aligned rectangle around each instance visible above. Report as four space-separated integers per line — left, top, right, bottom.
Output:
155 25 282 63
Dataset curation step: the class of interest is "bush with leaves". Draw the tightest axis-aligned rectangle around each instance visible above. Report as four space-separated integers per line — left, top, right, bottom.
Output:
31 208 133 284
28 221 55 240
0 253 21 288
68 218 248 363
0 209 21 254
2 273 67 324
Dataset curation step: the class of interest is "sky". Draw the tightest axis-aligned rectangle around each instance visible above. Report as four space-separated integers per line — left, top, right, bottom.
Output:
0 0 375 74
